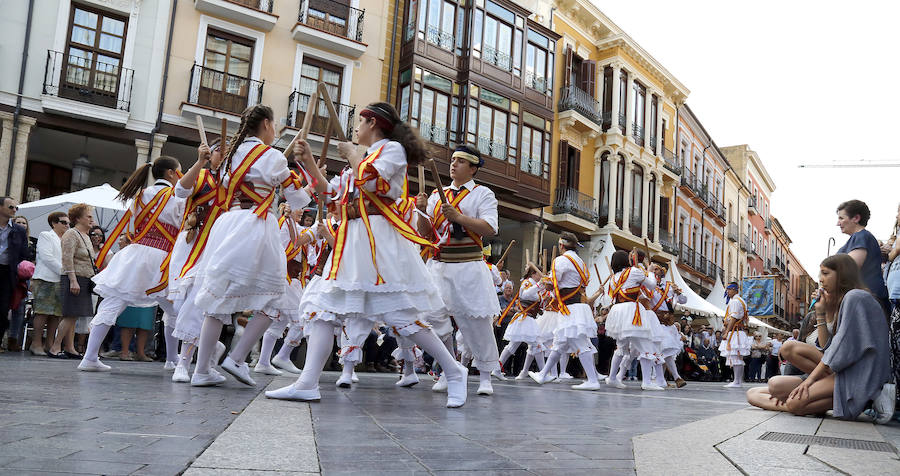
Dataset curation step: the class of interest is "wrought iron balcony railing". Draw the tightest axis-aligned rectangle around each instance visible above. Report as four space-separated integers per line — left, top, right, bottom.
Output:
728 222 739 242
43 50 134 111
299 0 364 42
659 230 678 255
524 71 548 94
632 123 644 146
741 233 751 252
662 149 681 174
234 0 274 12
188 63 263 114
558 85 601 125
483 45 512 71
476 135 507 159
680 243 695 268
649 134 657 154
629 215 642 237
521 156 543 176
287 90 355 140
553 187 599 222
418 121 449 146
425 25 454 51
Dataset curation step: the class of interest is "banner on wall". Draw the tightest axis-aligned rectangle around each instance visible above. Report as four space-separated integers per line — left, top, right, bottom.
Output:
741 276 776 318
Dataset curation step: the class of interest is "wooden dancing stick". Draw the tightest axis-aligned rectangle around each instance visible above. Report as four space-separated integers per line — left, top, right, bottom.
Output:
605 256 613 275
496 239 516 266
551 245 558 264
195 116 208 146
417 164 426 195
427 159 448 205
541 249 548 274
525 248 531 267
318 120 333 168
316 82 348 142
300 87 320 143
220 118 228 147
282 130 301 159
643 238 653 265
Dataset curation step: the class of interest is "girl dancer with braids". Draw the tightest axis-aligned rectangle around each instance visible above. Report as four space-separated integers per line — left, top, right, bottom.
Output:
78 156 185 371
188 105 312 387
719 281 751 388
266 102 469 407
498 263 545 379
170 142 228 383
647 263 687 388
604 250 663 390
529 233 604 390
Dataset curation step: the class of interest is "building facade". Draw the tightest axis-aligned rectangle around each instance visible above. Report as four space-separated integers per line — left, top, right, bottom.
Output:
723 159 751 284
721 144 776 278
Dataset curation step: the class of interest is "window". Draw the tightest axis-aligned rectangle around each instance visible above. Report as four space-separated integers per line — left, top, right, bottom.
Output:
632 81 645 143
557 142 580 191
615 158 625 228
296 57 342 137
524 30 553 94
398 67 459 146
598 153 611 223
617 69 627 130
649 94 658 151
306 0 351 38
467 86 516 161
62 5 128 107
414 0 456 50
629 165 643 235
648 175 656 240
602 66 613 129
520 111 550 178
199 29 254 113
482 2 514 71
25 162 72 201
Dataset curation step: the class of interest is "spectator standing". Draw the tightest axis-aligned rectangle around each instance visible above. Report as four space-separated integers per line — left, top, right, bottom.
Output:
6 215 35 351
836 199 889 314
767 334 783 379
28 212 68 355
14 216 36 262
0 197 28 353
49 204 96 358
883 202 900 412
748 333 766 382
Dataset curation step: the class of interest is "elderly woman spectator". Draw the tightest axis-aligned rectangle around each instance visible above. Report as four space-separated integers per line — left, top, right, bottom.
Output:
28 211 69 355
14 216 36 262
746 254 894 423
836 199 889 314
48 204 96 358
883 202 900 411
748 333 767 382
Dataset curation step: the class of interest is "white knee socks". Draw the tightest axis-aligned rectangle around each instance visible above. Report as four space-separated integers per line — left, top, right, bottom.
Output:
163 325 179 364
84 323 111 361
258 332 278 368
499 342 521 368
274 340 296 362
520 353 534 374
639 358 654 386
229 314 271 364
178 341 196 369
733 363 744 385
408 329 462 381
609 352 624 382
294 320 337 389
654 363 666 386
617 355 634 382
578 352 600 384
540 351 561 378
194 317 223 375
534 352 545 370
665 356 681 380
559 352 569 375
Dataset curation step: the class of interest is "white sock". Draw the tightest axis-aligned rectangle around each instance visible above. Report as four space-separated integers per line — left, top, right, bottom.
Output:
499 342 519 368
541 351 561 378
609 352 624 381
258 332 277 368
178 341 196 368
578 352 600 384
340 362 354 381
163 325 179 364
229 313 271 363
274 341 296 362
520 353 534 374
402 359 414 377
534 352 545 370
294 320 337 389
559 352 569 375
84 323 111 361
665 356 681 380
479 371 491 387
195 317 223 375
654 363 666 386
408 328 461 381
733 364 744 384
639 358 654 386
617 356 633 382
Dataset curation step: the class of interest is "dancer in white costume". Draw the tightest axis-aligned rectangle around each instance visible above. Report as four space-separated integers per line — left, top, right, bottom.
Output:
604 250 664 390
188 105 312 387
253 207 315 376
78 156 185 371
647 263 687 388
416 144 503 396
719 281 751 388
266 102 468 407
528 233 603 390
498 263 544 379
533 280 564 380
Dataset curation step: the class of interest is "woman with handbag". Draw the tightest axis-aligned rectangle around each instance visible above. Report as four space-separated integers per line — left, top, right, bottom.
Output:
49 203 96 358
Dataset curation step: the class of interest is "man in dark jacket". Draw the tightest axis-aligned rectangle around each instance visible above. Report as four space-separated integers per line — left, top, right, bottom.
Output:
0 196 28 349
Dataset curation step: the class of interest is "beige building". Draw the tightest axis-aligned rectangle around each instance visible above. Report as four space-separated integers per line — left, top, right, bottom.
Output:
723 157 751 284
157 0 390 167
721 144 776 278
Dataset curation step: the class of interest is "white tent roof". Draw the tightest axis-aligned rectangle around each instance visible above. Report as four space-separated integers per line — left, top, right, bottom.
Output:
18 184 128 238
667 259 726 321
707 275 727 309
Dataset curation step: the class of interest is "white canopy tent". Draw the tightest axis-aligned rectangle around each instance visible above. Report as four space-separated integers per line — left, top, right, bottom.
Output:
667 259 726 329
18 184 128 239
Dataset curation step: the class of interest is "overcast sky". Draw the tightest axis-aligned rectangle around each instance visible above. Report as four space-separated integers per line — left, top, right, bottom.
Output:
592 0 900 277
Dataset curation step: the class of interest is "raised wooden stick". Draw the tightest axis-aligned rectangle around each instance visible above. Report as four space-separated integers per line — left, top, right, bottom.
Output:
427 159 448 205
417 164 426 195
300 87 320 142
195 116 208 146
318 120 333 168
551 244 558 264
281 130 302 159
541 249 548 274
316 82 348 142
525 248 531 267
605 256 613 275
643 238 653 265
496 239 516 266
220 118 227 147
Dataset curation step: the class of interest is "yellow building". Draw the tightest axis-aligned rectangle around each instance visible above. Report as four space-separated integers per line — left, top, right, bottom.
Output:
157 0 389 167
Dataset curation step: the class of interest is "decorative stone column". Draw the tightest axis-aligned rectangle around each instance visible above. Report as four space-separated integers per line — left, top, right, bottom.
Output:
606 154 619 228
9 115 36 201
609 62 622 134
641 171 650 238
653 173 662 242
624 74 634 140
150 134 167 162
135 138 151 169
644 90 653 152
622 158 633 232
0 112 14 195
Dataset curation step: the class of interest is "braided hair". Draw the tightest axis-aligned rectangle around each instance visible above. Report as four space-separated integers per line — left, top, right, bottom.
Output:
362 102 426 165
222 104 274 174
117 156 180 202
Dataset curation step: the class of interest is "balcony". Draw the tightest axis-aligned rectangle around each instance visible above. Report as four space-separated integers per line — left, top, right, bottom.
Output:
662 148 681 174
679 169 698 197
524 71 548 94
476 135 507 160
741 233 750 252
727 222 739 242
708 263 723 280
632 123 644 147
558 85 602 132
705 190 726 223
748 196 759 215
679 244 695 268
521 156 543 176
286 90 355 140
483 45 513 71
41 50 134 126
628 215 642 237
649 135 657 155
418 121 449 147
698 255 708 275
194 0 277 31
185 64 263 119
546 187 599 232
293 0 366 58
765 217 772 231
618 112 626 131
425 25 454 51
659 230 678 256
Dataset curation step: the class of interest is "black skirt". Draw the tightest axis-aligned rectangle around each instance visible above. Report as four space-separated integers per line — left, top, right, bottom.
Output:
59 275 95 318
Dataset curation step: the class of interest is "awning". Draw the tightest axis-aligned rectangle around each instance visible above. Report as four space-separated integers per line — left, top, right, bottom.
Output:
19 184 128 238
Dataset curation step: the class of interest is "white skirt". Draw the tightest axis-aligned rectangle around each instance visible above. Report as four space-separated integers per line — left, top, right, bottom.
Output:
551 303 598 355
659 325 684 358
426 260 501 320
503 314 540 344
299 216 443 327
535 310 560 348
191 209 289 319
93 243 169 307
166 231 192 303
719 330 751 366
605 302 662 342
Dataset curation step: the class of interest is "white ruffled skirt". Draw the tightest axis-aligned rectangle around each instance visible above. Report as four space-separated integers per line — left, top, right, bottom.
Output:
719 330 751 366
535 311 560 348
299 216 443 333
659 325 684 358
166 231 192 304
426 260 501 320
550 303 598 355
605 302 662 342
93 243 169 307
503 314 540 344
191 209 290 320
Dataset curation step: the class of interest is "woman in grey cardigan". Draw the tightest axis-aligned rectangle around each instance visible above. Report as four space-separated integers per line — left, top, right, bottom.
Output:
746 254 893 422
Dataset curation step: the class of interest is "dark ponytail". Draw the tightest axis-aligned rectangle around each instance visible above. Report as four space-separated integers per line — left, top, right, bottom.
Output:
365 102 426 165
222 104 274 173
117 155 180 202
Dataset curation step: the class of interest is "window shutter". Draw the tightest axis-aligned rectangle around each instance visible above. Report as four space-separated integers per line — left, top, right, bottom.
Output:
557 140 569 190
582 60 596 97
572 147 581 190
564 46 573 88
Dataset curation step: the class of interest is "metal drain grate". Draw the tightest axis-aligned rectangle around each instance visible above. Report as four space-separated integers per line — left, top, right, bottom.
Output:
758 431 897 453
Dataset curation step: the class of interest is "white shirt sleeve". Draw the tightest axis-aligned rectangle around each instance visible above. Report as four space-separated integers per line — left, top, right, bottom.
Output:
519 280 540 302
477 187 499 235
36 232 62 276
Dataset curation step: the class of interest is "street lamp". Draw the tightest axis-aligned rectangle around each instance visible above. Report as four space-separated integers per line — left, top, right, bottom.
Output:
71 154 91 191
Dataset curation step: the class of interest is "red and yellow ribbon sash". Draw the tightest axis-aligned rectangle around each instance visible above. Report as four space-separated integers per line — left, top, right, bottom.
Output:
608 268 643 326
651 282 672 312
551 254 589 316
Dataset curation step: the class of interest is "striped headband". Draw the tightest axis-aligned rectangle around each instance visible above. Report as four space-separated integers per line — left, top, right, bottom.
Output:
451 150 482 166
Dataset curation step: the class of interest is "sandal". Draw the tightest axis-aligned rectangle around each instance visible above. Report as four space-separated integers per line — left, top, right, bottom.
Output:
119 354 134 361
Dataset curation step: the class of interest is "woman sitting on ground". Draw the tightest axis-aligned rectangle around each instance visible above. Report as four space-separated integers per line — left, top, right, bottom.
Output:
746 254 894 422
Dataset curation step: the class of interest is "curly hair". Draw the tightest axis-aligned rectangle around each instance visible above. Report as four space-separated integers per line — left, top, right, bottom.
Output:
68 203 92 225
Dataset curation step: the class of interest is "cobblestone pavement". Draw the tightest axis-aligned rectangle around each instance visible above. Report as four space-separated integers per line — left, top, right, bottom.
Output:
1 352 758 475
